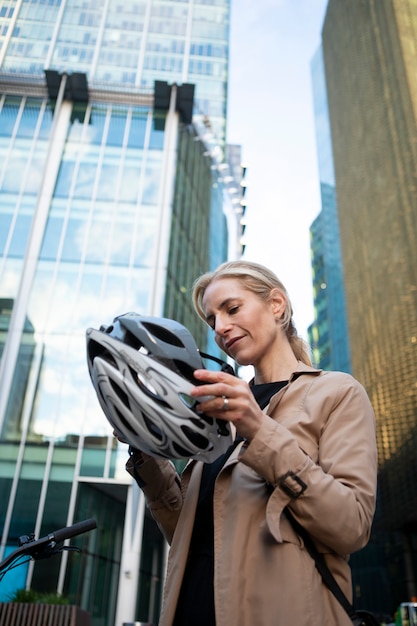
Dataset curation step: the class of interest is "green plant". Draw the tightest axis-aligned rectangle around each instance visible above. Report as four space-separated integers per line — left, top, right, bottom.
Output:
8 589 69 605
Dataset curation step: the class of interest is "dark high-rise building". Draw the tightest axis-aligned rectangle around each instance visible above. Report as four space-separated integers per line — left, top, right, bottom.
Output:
316 0 417 612
0 1 244 624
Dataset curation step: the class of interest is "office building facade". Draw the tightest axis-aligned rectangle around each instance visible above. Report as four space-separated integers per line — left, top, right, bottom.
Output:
319 0 417 612
0 1 243 624
308 45 351 374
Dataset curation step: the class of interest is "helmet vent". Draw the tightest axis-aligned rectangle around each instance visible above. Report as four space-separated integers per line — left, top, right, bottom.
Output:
109 378 130 407
189 417 206 430
114 405 135 434
123 328 145 351
134 369 171 408
142 322 185 347
142 413 164 441
173 359 196 382
88 339 116 366
181 425 210 448
179 392 196 409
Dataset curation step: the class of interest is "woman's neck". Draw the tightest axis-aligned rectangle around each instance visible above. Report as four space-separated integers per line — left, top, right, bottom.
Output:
253 350 298 384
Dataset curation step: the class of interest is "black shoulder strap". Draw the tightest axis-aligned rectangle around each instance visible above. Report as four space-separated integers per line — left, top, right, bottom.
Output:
285 509 362 624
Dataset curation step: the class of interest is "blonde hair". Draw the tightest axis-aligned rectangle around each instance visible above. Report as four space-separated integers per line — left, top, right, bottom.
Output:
192 260 312 366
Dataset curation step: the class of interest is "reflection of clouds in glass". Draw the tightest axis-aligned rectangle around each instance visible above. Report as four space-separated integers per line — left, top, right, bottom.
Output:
2 155 30 193
32 336 113 439
143 162 162 204
0 260 24 299
133 210 157 265
29 270 79 333
29 264 154 336
24 155 47 194
96 164 119 200
74 163 96 199
119 166 141 203
55 160 75 197
85 219 133 263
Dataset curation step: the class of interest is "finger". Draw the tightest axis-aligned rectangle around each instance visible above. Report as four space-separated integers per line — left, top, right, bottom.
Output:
191 383 231 400
196 393 233 415
193 368 236 384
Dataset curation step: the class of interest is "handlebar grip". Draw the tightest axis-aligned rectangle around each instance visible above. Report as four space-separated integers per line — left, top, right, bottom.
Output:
50 518 97 544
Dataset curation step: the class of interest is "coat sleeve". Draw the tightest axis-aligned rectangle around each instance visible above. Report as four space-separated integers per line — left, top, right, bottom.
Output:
126 450 183 544
239 372 377 555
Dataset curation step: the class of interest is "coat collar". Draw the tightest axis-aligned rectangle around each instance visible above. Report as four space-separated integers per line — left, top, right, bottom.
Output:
249 361 322 385
289 361 322 381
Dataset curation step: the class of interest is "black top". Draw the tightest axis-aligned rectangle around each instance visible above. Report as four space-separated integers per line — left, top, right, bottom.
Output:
173 381 287 626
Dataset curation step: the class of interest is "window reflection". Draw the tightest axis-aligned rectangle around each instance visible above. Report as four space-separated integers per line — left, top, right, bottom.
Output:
62 218 87 262
9 214 32 257
127 112 148 149
55 161 76 197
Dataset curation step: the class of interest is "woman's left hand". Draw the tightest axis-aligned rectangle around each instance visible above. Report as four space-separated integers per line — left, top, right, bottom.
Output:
191 369 266 441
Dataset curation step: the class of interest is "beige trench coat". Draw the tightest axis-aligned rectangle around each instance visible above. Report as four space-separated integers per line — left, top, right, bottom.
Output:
128 363 377 626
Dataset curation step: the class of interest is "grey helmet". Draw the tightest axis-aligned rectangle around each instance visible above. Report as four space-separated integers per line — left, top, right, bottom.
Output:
86 312 234 462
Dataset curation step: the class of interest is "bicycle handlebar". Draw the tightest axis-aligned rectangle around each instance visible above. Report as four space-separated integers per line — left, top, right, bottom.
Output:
0 518 97 573
49 518 97 545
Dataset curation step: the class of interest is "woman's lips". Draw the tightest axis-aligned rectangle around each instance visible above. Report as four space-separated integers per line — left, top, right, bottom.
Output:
225 336 243 351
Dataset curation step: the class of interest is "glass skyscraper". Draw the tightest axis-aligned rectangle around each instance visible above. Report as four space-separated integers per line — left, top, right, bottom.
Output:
316 0 417 614
308 45 351 374
0 2 244 624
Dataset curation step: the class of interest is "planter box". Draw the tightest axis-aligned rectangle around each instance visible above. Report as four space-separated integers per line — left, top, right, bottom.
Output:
0 603 91 626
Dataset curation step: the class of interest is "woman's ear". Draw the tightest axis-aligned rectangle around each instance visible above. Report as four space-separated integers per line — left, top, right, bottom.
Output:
269 288 287 319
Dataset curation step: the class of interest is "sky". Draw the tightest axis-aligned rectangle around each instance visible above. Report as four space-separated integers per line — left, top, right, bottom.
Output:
226 0 329 340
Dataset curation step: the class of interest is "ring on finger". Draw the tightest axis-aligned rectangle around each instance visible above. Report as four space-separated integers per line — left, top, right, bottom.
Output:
221 395 229 411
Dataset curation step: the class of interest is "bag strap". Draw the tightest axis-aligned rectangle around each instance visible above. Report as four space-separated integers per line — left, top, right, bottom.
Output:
285 509 362 624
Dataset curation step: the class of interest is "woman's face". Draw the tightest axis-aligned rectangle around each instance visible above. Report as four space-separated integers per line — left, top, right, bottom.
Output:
202 277 286 368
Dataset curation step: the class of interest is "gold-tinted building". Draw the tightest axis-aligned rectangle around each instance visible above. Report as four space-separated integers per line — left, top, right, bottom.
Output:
321 0 417 605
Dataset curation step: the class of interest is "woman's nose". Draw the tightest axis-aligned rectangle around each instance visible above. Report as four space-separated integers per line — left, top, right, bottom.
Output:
214 315 230 336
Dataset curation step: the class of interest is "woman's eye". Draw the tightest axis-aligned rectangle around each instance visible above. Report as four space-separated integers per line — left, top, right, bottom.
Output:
229 306 239 315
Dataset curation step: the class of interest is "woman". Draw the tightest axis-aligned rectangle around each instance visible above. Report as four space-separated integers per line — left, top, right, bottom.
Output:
126 260 377 626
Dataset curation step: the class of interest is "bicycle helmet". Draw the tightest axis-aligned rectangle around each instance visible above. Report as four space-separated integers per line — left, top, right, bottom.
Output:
86 312 234 462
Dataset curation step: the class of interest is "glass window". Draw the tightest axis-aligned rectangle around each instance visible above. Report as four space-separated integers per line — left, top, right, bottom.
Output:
80 447 106 477
127 112 148 149
38 105 53 140
2 154 30 193
106 110 127 147
119 165 141 203
16 100 42 138
77 271 105 327
8 213 32 257
61 217 87 262
142 158 162 204
0 258 24 301
84 218 109 263
74 162 97 199
55 161 76 197
126 268 153 311
96 163 119 201
40 216 64 260
8 476 43 538
32 479 72 594
100 272 129 316
24 153 47 195
149 115 165 149
86 107 107 145
0 97 21 137
133 212 157 265
0 212 13 255
109 221 132 265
